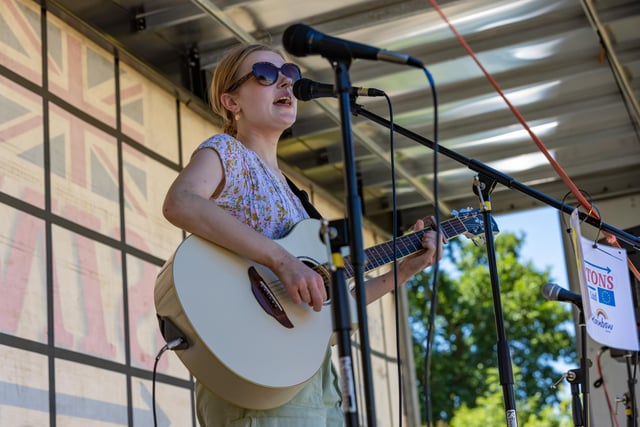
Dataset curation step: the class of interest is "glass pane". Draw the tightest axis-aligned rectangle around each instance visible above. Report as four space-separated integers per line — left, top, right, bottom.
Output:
119 63 179 162
0 74 45 209
179 103 220 164
132 377 194 426
52 225 125 363
0 0 42 84
0 205 47 342
123 144 182 260
0 345 49 425
127 254 189 379
46 13 116 127
49 104 120 239
55 359 127 426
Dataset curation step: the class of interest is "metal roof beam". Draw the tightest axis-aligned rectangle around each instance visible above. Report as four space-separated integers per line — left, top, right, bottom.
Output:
133 4 206 32
189 0 256 43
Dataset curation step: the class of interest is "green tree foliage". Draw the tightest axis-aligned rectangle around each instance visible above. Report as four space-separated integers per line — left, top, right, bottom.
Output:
406 231 576 424
450 378 573 427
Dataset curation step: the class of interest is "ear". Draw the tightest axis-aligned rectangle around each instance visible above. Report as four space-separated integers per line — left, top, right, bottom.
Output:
220 92 240 115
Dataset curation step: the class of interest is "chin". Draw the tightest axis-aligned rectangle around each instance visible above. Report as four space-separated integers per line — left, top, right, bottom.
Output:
281 115 297 128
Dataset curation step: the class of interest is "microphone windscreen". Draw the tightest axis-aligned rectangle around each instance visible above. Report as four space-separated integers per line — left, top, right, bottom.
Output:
541 282 557 300
292 78 313 101
283 24 313 57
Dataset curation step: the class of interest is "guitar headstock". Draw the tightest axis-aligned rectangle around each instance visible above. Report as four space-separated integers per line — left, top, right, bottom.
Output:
451 208 500 245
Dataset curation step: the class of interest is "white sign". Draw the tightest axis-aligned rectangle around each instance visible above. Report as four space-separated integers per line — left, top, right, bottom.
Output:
570 209 639 351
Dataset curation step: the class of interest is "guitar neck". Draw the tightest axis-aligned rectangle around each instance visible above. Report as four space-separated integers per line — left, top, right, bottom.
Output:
341 216 467 280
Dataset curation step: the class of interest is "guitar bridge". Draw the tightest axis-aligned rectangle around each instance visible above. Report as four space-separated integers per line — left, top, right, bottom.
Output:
248 266 294 329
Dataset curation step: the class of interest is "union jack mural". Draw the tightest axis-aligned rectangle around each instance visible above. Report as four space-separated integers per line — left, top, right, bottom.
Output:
1 1 190 425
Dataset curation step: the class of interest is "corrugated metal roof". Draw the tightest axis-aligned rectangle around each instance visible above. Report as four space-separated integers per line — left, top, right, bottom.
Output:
50 0 640 234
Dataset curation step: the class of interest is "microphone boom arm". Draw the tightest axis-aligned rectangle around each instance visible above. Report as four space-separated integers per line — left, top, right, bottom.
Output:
349 101 640 249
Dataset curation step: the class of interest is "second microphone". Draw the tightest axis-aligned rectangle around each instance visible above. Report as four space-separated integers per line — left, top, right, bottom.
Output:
293 78 385 101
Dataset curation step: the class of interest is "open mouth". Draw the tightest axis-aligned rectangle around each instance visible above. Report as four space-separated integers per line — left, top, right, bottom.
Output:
274 96 292 105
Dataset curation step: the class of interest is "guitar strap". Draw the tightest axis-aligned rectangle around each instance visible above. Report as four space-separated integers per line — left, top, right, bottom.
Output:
285 175 324 220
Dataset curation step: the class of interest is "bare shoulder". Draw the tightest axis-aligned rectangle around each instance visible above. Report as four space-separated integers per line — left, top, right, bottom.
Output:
172 147 225 198
189 146 223 168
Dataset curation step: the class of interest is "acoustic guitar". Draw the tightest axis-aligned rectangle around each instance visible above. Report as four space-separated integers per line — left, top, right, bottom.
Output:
154 209 498 409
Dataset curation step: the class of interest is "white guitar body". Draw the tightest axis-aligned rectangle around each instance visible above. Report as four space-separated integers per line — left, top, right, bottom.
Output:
155 219 353 409
154 209 496 410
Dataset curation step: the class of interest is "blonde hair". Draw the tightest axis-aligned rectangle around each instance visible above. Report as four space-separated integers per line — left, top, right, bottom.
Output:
210 44 279 137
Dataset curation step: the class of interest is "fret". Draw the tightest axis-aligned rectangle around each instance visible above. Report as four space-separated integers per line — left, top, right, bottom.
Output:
368 245 385 268
440 222 454 239
344 260 354 279
440 219 457 240
398 237 411 257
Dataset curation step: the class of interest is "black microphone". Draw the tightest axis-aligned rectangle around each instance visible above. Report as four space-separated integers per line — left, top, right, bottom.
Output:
283 24 424 68
293 78 385 101
541 283 583 308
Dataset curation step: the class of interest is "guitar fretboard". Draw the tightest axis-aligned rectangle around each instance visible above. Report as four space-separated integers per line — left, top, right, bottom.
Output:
341 216 467 279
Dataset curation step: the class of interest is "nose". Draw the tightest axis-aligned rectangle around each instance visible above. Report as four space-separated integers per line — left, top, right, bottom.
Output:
277 71 294 87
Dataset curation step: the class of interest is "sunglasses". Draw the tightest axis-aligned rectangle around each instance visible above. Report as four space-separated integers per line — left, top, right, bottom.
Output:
226 62 302 93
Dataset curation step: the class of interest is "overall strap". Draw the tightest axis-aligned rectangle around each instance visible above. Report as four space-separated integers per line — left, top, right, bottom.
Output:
285 176 323 220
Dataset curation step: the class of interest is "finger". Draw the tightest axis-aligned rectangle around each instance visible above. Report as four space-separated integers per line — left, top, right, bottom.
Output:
422 230 435 247
424 233 440 262
288 287 302 304
309 285 324 312
298 286 311 305
316 277 328 303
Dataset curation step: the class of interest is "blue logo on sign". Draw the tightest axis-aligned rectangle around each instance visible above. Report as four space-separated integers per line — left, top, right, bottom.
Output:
597 288 616 307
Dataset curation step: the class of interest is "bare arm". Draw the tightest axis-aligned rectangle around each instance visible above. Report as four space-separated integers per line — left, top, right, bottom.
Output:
163 148 327 311
360 216 443 304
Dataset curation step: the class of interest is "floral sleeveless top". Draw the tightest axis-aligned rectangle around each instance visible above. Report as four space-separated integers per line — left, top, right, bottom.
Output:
195 134 309 238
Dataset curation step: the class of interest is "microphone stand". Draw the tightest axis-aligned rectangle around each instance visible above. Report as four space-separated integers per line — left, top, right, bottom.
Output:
562 308 590 427
472 173 519 426
578 309 591 427
348 101 640 425
329 59 377 427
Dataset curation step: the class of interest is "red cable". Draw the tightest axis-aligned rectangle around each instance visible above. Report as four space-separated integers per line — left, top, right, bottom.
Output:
597 350 621 427
427 0 640 281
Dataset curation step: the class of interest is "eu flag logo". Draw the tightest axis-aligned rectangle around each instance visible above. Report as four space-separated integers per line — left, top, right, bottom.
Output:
597 288 616 307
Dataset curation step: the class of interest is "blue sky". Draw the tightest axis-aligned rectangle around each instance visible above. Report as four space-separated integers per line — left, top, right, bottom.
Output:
489 207 576 388
494 206 569 287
